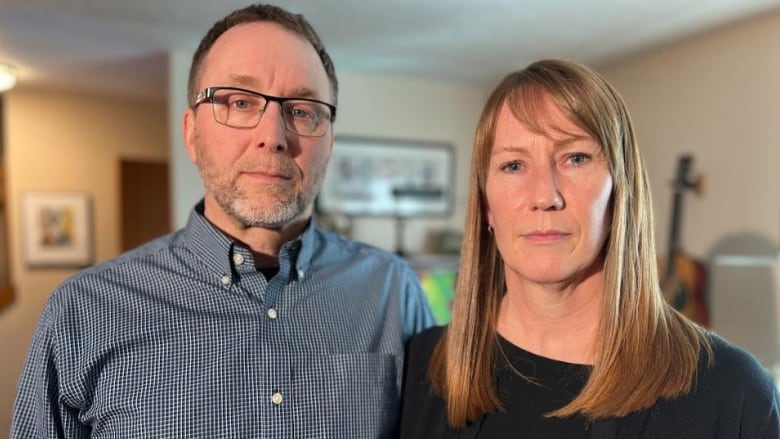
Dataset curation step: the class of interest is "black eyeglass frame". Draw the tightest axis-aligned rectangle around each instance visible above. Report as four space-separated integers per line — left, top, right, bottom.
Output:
193 86 337 136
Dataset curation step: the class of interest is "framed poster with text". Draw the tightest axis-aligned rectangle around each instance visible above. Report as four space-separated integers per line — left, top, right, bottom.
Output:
318 136 454 218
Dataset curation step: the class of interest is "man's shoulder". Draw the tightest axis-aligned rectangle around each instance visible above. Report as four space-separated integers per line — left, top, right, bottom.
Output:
313 227 409 267
35 231 185 332
55 231 182 293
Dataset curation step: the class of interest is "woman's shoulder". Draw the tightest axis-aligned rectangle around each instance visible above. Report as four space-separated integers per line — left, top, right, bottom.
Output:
652 332 780 436
695 333 780 432
405 325 446 380
408 325 446 354
704 332 776 392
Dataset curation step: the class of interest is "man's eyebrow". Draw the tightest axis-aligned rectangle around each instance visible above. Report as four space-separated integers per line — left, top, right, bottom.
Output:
287 87 318 99
226 75 319 99
228 74 259 88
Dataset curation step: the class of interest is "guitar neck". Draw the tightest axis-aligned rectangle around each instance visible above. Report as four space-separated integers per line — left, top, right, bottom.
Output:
665 155 693 279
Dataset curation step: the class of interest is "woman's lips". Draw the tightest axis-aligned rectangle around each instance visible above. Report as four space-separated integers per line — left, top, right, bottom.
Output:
521 230 570 243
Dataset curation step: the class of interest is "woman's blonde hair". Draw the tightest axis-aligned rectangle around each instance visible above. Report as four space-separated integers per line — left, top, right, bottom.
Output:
428 59 711 426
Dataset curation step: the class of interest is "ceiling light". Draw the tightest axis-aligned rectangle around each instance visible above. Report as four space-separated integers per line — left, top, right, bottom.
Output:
0 63 18 92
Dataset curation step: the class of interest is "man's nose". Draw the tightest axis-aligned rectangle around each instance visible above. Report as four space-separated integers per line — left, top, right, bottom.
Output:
253 101 288 152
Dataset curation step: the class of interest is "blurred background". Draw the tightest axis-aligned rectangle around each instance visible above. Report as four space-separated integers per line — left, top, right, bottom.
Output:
1 0 779 434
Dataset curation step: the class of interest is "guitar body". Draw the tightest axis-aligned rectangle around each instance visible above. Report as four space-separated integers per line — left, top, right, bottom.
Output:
660 155 709 327
661 253 709 326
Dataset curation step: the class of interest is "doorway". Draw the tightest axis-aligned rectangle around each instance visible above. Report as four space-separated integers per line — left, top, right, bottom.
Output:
120 159 171 252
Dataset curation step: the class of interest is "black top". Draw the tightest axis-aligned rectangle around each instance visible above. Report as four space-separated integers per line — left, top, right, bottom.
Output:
399 326 780 439
480 334 591 437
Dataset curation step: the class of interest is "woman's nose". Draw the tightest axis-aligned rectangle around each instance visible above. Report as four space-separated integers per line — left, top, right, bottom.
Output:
529 164 564 211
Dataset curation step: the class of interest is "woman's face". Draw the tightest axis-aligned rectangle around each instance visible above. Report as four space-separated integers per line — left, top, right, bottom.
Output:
485 98 613 289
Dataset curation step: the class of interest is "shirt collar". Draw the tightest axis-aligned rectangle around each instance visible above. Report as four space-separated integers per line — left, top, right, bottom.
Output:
294 219 316 279
182 200 318 281
181 200 236 280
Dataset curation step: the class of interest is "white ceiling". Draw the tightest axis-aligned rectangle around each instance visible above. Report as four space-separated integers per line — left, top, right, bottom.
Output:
1 0 779 100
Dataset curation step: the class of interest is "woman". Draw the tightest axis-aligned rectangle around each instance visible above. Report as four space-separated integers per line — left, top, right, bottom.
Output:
399 59 779 438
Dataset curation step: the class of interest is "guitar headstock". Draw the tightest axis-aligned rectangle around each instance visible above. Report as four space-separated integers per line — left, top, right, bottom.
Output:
674 154 704 197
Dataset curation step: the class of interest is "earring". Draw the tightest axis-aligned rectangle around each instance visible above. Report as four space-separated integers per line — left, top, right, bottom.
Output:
487 225 494 234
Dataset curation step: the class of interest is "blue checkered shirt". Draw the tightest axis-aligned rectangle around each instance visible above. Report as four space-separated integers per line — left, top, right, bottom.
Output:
11 203 435 438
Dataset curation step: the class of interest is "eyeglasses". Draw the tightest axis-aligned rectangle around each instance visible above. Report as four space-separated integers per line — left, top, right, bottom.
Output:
193 86 337 137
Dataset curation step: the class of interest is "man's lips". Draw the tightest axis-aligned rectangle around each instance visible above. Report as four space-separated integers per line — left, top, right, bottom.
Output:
243 170 293 181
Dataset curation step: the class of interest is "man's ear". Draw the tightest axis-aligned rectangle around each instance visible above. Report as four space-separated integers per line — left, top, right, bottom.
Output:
183 108 198 163
325 129 335 157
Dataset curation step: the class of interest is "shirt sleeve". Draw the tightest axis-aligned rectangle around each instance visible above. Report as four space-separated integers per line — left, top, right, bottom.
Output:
10 298 90 439
399 264 436 340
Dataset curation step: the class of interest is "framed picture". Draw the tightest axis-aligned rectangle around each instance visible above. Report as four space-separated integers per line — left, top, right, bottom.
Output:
318 136 454 217
21 191 93 267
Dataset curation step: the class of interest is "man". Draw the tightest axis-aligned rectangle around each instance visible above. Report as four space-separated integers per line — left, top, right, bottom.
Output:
11 4 434 438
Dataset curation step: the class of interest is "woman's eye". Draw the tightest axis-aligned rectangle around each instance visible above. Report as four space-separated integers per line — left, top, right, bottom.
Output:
499 161 523 173
567 153 590 166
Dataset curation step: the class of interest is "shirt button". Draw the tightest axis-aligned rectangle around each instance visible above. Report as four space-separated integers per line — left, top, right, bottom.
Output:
271 392 283 405
233 254 245 265
220 275 230 286
267 308 278 320
297 269 305 279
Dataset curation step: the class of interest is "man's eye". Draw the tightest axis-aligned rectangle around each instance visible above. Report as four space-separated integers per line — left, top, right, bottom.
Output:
230 98 258 110
288 106 317 121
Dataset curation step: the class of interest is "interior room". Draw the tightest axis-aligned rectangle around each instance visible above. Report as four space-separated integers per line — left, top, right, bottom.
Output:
1 1 779 434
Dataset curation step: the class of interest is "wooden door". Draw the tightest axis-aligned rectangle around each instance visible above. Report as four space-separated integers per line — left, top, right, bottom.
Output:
120 159 171 252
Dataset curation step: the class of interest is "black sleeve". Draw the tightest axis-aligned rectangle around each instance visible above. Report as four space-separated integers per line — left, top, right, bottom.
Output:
707 335 780 439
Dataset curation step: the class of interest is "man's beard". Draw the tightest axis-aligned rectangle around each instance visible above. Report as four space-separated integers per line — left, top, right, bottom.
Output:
195 139 326 229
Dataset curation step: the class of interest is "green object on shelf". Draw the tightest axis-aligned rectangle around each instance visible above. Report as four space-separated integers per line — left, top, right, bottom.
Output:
419 270 456 325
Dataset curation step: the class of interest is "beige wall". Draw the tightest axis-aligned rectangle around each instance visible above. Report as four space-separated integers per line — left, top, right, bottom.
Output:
0 87 168 435
600 11 780 367
600 11 780 259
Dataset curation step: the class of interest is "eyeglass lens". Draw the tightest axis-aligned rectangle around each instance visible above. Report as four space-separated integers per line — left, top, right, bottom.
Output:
210 88 331 136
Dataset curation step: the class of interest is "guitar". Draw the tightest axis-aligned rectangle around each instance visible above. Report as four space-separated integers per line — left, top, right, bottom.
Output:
660 155 709 326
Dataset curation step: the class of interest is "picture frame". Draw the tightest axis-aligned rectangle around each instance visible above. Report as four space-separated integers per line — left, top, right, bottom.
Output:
21 191 93 267
318 136 454 217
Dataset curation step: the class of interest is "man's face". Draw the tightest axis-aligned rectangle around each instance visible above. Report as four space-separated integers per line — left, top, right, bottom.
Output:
184 21 334 230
